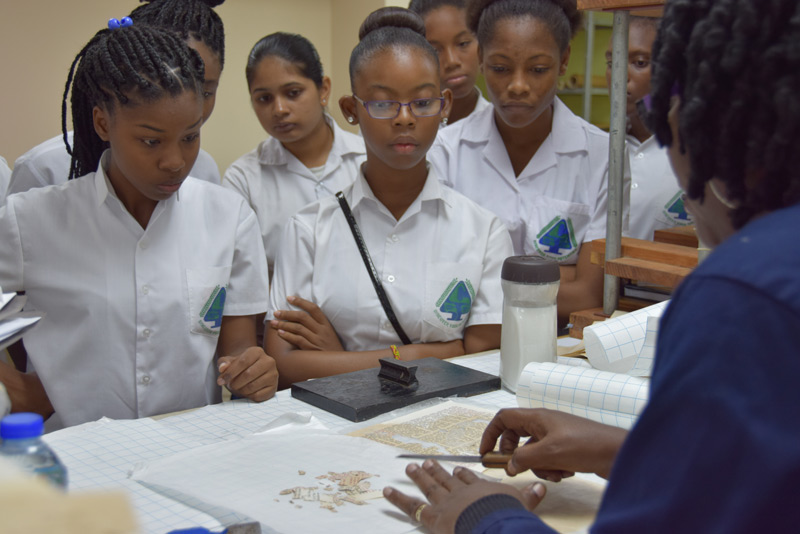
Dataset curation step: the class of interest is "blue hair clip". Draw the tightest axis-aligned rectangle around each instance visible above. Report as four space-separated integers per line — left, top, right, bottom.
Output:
108 17 133 30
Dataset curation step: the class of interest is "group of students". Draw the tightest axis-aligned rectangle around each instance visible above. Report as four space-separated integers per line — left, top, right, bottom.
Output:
1 0 670 426
1 0 798 530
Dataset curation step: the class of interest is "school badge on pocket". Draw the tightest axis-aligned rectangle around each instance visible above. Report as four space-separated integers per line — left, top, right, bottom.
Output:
433 278 475 329
197 285 226 335
534 216 578 261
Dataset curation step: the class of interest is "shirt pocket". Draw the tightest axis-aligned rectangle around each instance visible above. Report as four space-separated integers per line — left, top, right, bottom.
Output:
187 265 232 337
522 196 592 263
422 262 482 340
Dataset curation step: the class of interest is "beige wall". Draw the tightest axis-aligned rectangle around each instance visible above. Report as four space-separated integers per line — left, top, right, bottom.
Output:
0 0 393 176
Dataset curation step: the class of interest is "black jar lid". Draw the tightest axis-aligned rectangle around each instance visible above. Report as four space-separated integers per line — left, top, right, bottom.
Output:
501 255 560 284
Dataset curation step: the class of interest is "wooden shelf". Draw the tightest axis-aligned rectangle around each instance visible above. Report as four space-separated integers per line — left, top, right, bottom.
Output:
653 226 698 248
591 237 697 288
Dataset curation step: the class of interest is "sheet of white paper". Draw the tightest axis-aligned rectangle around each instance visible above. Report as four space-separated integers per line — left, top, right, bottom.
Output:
0 291 15 312
627 315 660 377
132 432 426 534
516 362 649 429
0 315 41 343
43 417 248 533
583 301 668 373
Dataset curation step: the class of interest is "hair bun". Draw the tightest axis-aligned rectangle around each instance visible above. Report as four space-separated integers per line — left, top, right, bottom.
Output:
550 0 581 35
358 6 426 41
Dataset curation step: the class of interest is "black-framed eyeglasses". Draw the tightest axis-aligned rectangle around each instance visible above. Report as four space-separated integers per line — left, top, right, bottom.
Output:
353 95 445 119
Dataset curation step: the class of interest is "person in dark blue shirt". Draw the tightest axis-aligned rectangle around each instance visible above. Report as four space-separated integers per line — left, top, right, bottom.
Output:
383 0 800 532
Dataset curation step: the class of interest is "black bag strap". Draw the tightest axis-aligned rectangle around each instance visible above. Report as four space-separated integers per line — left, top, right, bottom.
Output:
336 191 412 345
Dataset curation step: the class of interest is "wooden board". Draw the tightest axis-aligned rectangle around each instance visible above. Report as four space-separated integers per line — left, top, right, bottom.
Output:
654 226 699 248
605 257 692 288
568 297 653 338
591 238 698 268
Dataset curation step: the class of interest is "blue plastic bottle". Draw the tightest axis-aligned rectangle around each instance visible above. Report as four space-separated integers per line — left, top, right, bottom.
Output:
0 412 68 488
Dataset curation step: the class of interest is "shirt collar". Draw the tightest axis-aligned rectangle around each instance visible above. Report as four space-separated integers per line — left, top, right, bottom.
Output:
94 149 181 207
461 97 588 155
350 163 452 213
258 114 363 166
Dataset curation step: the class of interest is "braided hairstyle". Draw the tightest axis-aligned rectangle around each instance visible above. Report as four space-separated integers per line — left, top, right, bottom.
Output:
408 0 467 18
62 25 205 179
246 32 324 89
349 6 439 87
129 0 225 68
647 0 800 229
466 0 581 53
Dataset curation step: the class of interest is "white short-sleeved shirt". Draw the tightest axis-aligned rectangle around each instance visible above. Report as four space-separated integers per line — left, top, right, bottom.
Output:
0 152 269 429
624 134 692 240
223 116 366 272
269 167 512 352
429 98 626 263
0 156 10 204
6 132 221 200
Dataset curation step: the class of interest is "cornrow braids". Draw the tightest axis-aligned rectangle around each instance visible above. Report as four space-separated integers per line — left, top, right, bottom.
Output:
466 0 581 53
350 7 439 87
408 0 467 18
62 25 204 179
129 0 225 68
647 0 800 229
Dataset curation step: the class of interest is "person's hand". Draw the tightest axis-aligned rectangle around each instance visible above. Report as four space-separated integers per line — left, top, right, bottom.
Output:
480 408 627 480
383 460 546 534
217 346 278 402
269 296 344 352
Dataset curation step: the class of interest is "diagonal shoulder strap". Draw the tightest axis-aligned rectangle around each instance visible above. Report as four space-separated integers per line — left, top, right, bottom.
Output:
336 191 412 345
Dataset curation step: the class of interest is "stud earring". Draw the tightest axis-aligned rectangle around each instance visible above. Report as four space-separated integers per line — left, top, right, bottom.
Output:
347 116 355 124
321 99 327 105
441 117 449 125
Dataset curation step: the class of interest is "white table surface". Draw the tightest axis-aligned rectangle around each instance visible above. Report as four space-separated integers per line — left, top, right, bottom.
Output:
43 351 603 534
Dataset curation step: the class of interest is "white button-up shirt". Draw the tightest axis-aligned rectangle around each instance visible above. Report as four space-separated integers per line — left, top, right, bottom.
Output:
269 167 512 351
6 132 221 201
0 156 10 204
0 152 269 429
429 98 627 263
222 116 366 273
624 134 692 240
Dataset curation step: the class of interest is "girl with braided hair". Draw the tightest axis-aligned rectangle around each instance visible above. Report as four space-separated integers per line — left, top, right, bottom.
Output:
6 0 227 198
0 23 276 430
385 0 800 531
427 0 620 326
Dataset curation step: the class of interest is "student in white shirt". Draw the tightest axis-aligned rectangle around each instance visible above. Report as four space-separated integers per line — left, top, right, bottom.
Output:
0 156 10 203
6 0 226 197
266 7 513 389
409 0 491 124
606 16 692 240
223 32 366 274
428 0 612 326
0 24 276 429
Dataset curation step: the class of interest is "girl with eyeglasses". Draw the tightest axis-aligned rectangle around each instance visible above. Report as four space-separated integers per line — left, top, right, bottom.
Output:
265 6 512 389
428 0 619 326
223 32 366 277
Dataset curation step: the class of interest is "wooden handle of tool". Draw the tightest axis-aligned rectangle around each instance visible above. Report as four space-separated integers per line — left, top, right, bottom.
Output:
481 451 513 469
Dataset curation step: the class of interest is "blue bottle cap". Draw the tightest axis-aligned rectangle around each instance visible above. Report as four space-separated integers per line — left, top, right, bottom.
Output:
0 413 44 440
